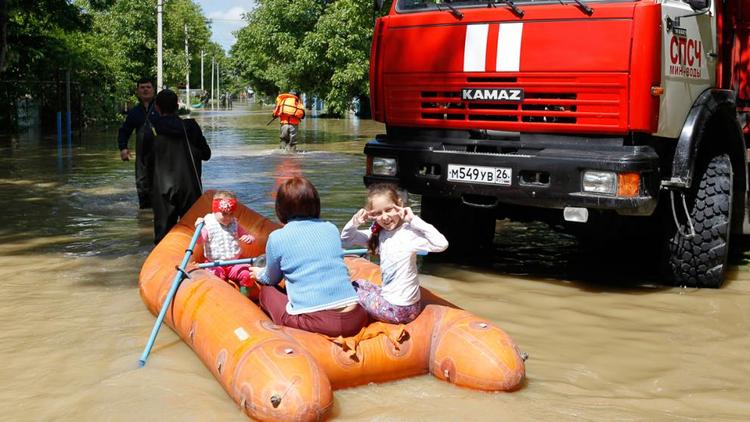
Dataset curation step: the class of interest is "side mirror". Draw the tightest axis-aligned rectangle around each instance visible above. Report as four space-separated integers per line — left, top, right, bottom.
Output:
374 0 385 12
687 0 710 10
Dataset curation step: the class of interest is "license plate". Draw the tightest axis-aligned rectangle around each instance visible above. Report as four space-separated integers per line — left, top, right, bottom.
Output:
447 164 512 186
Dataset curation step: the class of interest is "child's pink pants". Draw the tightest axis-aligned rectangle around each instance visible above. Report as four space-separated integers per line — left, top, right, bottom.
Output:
207 264 252 286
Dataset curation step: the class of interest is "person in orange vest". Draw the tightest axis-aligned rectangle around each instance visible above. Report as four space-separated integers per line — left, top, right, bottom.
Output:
272 90 305 152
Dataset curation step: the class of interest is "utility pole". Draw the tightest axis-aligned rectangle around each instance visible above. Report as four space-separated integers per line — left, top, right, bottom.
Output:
157 0 163 89
211 57 215 110
200 50 205 92
184 24 190 110
217 61 220 109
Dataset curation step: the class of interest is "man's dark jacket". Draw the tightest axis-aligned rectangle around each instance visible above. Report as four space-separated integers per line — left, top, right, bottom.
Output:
117 102 159 151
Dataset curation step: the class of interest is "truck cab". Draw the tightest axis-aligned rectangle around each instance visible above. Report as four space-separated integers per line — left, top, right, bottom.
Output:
365 0 750 287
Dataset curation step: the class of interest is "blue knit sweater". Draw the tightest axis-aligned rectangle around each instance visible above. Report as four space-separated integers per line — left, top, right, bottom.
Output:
257 218 358 315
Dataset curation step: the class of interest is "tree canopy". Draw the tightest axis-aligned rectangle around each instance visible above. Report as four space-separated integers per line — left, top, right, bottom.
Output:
232 0 376 116
0 0 383 129
0 0 225 130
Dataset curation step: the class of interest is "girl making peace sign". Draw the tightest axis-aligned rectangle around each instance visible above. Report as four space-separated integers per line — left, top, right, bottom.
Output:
341 184 448 324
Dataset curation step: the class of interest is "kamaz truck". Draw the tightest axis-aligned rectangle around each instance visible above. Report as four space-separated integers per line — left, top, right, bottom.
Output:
364 0 750 287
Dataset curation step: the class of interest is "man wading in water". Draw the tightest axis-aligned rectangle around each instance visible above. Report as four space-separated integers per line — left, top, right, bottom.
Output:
272 90 305 153
117 77 159 209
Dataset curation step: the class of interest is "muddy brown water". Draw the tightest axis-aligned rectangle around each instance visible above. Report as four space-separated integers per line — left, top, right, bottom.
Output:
1 103 748 420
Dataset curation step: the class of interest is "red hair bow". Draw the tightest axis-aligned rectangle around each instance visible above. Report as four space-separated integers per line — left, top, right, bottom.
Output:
370 222 382 235
212 198 237 214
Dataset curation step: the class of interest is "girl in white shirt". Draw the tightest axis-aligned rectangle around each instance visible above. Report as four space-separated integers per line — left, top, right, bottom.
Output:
341 184 448 323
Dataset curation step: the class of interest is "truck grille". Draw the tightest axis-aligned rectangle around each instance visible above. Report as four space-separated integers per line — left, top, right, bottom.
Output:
385 73 627 133
422 92 578 124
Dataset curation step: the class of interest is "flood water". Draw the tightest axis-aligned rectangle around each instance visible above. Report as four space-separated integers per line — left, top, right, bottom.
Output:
1 103 749 421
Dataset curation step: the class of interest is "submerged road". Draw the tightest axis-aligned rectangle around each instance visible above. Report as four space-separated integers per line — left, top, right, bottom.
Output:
0 103 748 420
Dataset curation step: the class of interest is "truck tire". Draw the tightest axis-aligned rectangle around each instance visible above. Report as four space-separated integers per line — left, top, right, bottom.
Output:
420 196 495 259
666 153 733 288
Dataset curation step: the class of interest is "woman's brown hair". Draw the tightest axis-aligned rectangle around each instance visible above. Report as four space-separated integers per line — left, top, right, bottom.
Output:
366 183 403 254
275 176 321 224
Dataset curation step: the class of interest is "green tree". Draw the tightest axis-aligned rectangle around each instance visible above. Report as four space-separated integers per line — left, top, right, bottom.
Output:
231 0 324 97
0 0 93 128
92 0 215 91
163 0 213 89
0 0 219 130
299 0 373 115
0 0 91 74
232 0 376 116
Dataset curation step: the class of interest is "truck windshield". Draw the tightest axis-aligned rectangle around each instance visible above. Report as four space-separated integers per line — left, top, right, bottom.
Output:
396 0 611 14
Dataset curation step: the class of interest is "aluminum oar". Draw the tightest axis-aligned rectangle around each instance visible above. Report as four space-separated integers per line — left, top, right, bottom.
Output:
139 222 204 367
194 248 425 270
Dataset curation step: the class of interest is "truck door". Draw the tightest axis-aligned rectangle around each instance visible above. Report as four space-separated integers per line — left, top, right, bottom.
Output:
657 0 717 138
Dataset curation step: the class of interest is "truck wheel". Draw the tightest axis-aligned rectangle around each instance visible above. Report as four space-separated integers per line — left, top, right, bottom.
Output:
420 196 495 259
666 154 733 288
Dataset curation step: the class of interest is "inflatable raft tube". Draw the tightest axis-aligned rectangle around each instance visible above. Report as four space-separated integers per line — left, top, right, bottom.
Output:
139 192 526 421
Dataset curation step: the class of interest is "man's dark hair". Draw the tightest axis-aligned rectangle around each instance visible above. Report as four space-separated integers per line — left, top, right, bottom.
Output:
136 77 154 88
155 89 179 115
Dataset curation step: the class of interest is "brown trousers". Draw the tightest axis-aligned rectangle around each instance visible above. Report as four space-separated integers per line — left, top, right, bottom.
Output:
259 285 369 337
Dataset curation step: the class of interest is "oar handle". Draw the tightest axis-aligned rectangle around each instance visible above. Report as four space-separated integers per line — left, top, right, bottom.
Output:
197 257 257 269
196 249 427 270
342 248 428 256
139 222 204 367
342 248 368 256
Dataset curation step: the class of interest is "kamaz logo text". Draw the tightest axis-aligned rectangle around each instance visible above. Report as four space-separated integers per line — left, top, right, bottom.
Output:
461 88 524 102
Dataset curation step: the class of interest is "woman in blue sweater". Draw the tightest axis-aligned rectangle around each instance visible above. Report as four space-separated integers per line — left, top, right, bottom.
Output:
249 176 369 337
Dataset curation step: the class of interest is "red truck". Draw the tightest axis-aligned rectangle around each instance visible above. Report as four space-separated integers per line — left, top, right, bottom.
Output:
365 0 750 287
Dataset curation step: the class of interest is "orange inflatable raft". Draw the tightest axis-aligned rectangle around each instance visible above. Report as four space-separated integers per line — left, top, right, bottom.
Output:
139 193 526 421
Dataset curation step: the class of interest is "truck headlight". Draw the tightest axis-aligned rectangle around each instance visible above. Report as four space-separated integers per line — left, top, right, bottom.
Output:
582 171 616 195
371 157 397 176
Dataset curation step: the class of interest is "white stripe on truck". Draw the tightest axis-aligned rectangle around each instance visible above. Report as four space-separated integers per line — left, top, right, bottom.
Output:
496 23 523 72
463 24 489 72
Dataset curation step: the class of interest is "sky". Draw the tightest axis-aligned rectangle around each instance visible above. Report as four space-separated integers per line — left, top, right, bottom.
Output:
193 0 252 51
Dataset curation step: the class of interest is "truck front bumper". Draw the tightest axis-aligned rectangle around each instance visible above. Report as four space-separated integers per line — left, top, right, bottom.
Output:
364 137 661 216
